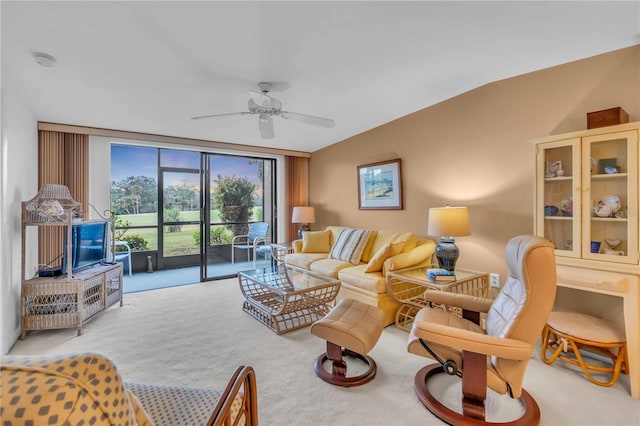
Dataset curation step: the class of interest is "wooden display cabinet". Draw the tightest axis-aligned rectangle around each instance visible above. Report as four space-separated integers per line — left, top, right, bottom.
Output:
531 122 639 398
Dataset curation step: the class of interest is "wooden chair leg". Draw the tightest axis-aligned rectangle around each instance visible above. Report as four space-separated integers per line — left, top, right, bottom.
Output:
461 351 487 421
541 324 628 387
327 340 347 377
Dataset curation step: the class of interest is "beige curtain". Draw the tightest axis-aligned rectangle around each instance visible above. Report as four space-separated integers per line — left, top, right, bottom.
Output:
285 156 309 241
37 130 89 266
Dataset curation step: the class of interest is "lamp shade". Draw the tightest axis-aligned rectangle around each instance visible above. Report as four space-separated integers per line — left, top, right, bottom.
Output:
292 206 315 224
428 206 470 237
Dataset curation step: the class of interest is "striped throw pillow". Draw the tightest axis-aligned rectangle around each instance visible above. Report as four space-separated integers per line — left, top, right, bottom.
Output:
328 228 370 264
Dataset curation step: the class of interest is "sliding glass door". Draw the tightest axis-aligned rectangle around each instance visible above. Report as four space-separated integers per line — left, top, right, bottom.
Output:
201 154 276 280
112 144 276 279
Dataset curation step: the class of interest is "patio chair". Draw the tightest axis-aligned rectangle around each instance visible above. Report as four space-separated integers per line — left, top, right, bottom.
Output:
231 222 270 266
114 240 132 276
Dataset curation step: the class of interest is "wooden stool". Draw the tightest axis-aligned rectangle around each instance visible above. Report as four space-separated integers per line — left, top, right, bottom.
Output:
310 298 385 387
541 311 627 387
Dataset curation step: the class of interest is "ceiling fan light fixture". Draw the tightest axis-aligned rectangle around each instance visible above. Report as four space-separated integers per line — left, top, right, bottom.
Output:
258 113 275 139
191 82 334 138
257 82 273 94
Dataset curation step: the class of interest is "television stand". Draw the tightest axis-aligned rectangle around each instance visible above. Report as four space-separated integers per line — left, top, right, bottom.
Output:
20 262 123 339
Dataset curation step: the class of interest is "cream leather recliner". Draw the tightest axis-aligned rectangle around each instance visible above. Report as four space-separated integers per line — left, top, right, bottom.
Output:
407 235 557 425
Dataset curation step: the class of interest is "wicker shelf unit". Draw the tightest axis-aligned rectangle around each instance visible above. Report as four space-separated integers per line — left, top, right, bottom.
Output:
20 185 123 339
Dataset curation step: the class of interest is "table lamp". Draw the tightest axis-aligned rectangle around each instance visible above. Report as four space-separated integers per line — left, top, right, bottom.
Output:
292 206 315 239
427 205 471 271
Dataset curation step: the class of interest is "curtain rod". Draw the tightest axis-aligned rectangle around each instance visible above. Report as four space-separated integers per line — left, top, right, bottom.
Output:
38 122 311 158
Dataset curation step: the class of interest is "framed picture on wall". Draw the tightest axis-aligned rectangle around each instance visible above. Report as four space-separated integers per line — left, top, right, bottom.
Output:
357 158 403 210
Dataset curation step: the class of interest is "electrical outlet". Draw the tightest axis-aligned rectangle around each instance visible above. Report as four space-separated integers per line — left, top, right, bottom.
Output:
490 273 500 288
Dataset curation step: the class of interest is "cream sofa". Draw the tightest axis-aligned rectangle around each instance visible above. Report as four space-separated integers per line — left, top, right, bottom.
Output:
285 226 436 325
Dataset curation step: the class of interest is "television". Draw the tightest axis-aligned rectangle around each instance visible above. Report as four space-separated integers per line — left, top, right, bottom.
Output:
62 221 109 274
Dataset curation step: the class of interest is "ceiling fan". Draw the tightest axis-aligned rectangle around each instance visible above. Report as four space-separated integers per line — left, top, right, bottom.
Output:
191 82 335 139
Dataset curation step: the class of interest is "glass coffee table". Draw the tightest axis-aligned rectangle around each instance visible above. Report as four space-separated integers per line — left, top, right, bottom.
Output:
238 265 340 335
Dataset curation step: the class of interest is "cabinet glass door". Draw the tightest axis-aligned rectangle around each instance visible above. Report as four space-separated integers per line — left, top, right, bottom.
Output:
536 138 581 257
583 130 638 264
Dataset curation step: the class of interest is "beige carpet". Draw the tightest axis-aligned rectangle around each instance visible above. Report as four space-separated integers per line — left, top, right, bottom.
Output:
9 278 639 426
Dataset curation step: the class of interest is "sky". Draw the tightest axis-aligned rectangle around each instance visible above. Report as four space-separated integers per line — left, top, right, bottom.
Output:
110 144 263 187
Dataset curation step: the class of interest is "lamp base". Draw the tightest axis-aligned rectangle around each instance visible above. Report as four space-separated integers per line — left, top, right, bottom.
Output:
297 224 311 239
435 237 459 272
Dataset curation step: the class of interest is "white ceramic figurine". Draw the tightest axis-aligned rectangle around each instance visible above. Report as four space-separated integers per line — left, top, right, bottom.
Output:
593 195 621 217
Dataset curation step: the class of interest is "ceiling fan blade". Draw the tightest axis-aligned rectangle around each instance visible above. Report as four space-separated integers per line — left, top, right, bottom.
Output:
191 112 248 120
259 113 275 139
249 90 282 110
280 111 335 128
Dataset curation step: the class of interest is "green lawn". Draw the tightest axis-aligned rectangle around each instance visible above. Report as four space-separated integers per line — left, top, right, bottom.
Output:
116 211 217 226
115 208 262 256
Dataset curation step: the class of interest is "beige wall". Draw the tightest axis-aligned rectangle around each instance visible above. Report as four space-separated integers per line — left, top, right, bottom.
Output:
309 45 639 284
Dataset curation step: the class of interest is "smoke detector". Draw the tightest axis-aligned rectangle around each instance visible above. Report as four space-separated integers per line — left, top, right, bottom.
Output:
33 52 57 67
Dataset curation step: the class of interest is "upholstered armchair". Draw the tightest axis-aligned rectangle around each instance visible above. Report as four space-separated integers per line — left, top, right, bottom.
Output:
1 353 258 426
407 235 556 425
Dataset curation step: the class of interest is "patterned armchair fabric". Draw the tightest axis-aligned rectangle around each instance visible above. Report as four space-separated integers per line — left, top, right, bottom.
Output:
124 382 231 425
1 353 258 426
1 353 149 425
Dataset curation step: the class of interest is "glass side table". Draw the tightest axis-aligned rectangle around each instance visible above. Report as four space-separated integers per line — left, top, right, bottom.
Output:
270 242 294 265
386 265 489 331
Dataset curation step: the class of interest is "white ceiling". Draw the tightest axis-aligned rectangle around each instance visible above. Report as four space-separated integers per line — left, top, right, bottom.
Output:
2 1 639 153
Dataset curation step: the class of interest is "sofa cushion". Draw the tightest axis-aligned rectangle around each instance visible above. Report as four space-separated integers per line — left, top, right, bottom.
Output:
328 228 371 264
364 241 405 273
338 265 388 293
301 230 331 253
360 230 379 262
285 252 328 270
310 258 354 279
326 226 349 246
383 239 436 275
370 231 417 256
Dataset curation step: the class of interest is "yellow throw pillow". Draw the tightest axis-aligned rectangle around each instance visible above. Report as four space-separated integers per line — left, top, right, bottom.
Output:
383 240 436 274
301 230 331 253
360 230 378 262
364 242 404 273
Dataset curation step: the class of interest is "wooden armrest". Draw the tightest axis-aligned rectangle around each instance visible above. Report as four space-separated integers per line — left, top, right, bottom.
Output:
208 365 258 426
